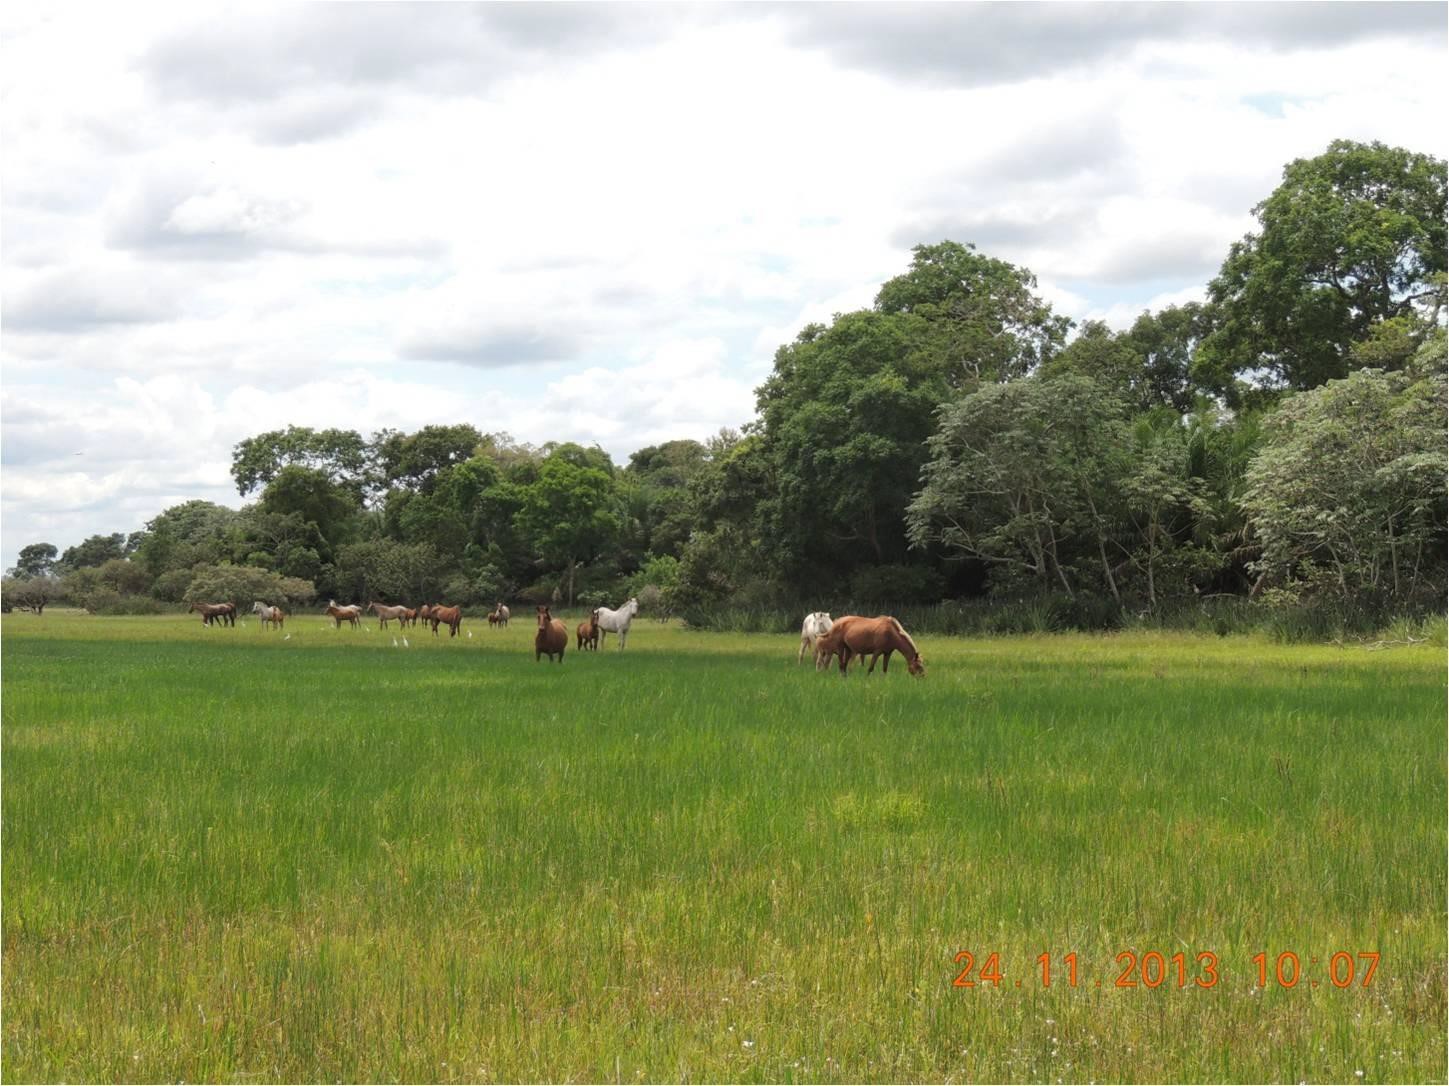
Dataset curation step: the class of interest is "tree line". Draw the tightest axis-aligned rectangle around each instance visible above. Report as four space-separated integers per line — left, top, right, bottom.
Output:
6 140 1445 635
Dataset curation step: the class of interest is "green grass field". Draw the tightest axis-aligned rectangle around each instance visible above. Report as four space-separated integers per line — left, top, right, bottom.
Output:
2 611 1444 1083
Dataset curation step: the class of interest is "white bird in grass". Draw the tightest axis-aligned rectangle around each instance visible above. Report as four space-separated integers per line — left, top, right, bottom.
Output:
393 638 398 647
403 638 409 648
467 630 472 639
283 634 291 641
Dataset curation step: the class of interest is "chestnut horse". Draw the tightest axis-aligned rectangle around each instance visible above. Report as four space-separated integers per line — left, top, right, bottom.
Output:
430 604 463 638
576 608 600 651
535 605 567 663
326 600 363 628
816 615 925 677
417 604 433 628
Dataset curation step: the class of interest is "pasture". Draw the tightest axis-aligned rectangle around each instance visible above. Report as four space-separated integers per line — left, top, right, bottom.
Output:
2 612 1444 1083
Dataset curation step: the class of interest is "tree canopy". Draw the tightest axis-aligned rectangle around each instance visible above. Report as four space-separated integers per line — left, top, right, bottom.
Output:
1199 139 1447 396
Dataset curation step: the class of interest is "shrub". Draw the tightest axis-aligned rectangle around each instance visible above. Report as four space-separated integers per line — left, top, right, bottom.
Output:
185 564 316 609
848 564 945 606
150 568 197 602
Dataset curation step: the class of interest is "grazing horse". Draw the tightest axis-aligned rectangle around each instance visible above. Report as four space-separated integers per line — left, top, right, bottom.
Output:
798 610 834 667
417 604 433 628
368 601 410 629
576 608 601 651
190 601 234 627
402 607 418 627
595 597 640 650
535 605 567 663
816 615 925 677
430 604 463 638
326 600 363 628
251 600 284 630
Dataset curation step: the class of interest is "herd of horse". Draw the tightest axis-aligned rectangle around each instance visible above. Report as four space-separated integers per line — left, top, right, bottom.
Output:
185 596 923 676
533 598 639 662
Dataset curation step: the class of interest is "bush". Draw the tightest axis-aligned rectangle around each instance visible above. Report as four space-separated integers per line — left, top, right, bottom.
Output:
150 568 197 602
91 593 170 616
185 564 316 608
847 564 946 606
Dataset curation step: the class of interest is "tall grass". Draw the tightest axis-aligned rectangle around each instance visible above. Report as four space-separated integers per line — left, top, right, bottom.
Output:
2 612 1444 1082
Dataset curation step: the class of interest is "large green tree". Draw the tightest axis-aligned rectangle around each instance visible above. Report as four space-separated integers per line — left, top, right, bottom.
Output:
132 501 238 578
1198 139 1447 396
906 374 1135 600
1242 349 1447 607
59 533 127 571
749 241 1072 589
513 446 621 604
623 439 710 560
875 240 1071 384
9 542 58 579
374 425 485 495
231 426 371 500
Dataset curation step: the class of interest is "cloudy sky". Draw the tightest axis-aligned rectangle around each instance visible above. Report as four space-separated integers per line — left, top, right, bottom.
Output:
2 2 1444 568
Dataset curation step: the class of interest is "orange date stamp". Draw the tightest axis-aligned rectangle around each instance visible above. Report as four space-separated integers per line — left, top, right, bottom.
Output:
951 950 1380 990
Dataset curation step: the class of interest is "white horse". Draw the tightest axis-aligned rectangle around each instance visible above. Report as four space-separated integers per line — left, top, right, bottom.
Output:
252 600 283 630
798 611 833 666
595 597 640 650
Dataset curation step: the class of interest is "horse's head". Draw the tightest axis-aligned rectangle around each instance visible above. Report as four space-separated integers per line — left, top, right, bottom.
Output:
908 654 926 678
537 605 551 626
626 597 639 616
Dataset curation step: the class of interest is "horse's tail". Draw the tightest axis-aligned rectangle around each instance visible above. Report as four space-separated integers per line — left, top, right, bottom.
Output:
888 617 919 657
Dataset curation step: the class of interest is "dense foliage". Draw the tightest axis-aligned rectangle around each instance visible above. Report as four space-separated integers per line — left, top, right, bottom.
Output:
8 141 1444 632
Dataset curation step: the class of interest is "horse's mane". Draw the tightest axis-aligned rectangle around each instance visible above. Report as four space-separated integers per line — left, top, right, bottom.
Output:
887 617 919 657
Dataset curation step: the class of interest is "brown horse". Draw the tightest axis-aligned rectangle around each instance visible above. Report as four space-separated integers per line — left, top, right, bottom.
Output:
488 611 500 627
326 600 362 628
189 601 235 627
816 615 925 677
576 608 600 651
418 604 433 628
402 607 418 627
535 605 567 663
430 604 463 638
